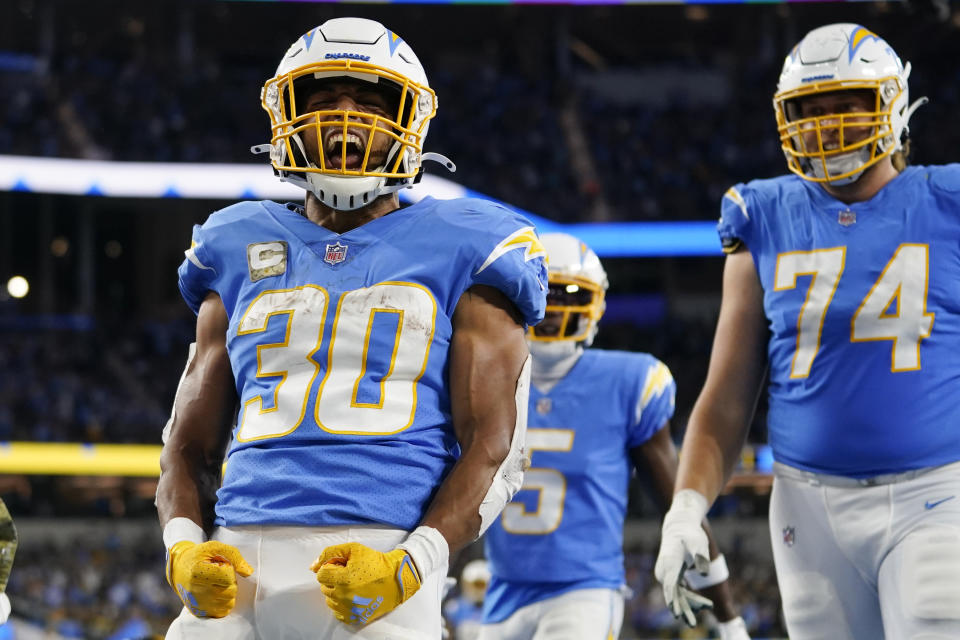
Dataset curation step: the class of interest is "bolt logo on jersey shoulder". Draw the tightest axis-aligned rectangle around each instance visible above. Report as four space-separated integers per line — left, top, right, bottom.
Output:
324 242 348 265
640 361 674 412
476 227 546 276
185 240 213 272
723 187 750 221
247 241 288 282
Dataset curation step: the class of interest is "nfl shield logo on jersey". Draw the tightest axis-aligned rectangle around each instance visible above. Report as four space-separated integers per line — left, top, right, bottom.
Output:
536 398 552 415
782 526 796 547
837 209 857 227
324 242 348 265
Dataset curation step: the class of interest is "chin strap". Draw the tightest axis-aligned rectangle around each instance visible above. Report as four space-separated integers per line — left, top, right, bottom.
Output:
250 144 271 155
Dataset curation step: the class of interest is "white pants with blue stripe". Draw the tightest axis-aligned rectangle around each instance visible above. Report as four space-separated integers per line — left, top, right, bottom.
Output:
477 588 623 640
771 460 960 640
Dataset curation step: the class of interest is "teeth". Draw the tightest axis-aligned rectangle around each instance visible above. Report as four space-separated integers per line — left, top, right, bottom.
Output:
327 132 363 151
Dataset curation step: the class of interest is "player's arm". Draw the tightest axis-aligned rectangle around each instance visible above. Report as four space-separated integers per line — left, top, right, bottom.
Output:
313 284 529 626
156 291 252 618
654 248 765 632
632 426 748 637
678 248 767 503
157 291 236 531
420 283 529 547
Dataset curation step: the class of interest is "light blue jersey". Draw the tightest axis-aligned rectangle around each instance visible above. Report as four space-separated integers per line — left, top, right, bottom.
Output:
482 349 675 623
178 197 547 530
719 165 960 478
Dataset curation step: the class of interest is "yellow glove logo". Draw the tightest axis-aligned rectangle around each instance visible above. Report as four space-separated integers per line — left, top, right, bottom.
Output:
166 540 253 619
311 542 421 626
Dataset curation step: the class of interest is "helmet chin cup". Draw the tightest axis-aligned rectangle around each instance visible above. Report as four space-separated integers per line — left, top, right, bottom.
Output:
808 148 870 186
528 340 581 364
305 174 387 211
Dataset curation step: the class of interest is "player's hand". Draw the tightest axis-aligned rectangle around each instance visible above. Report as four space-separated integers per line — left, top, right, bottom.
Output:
717 615 751 640
166 540 253 619
311 542 421 627
654 489 713 626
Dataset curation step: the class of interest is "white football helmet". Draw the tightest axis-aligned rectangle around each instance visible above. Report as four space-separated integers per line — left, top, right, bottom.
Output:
528 232 608 347
774 23 926 185
460 559 490 606
257 17 453 210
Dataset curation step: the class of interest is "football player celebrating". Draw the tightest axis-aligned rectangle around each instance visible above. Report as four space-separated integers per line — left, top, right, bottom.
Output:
655 23 960 639
480 233 748 640
157 17 546 639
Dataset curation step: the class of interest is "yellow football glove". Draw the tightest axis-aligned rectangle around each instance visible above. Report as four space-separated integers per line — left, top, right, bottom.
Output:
311 542 421 626
166 540 253 619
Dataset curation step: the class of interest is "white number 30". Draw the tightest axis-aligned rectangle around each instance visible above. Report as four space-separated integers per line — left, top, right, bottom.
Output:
775 244 935 377
234 282 436 441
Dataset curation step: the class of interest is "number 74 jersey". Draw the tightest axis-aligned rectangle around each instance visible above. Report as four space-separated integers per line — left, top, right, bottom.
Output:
718 164 960 477
177 197 547 530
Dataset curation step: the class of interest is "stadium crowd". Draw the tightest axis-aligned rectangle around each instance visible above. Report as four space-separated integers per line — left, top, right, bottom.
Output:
2 3 959 222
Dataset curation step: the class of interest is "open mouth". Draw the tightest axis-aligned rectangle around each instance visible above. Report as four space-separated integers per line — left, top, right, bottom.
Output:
324 131 367 171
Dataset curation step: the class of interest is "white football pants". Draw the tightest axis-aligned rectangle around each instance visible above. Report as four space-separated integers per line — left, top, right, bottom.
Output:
477 588 624 640
166 525 447 640
770 460 960 640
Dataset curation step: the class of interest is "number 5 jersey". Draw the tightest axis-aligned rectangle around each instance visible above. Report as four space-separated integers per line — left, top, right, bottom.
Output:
178 197 547 530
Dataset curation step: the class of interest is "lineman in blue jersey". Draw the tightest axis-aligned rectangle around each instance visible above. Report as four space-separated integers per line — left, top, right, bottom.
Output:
480 233 748 640
656 23 960 640
156 18 546 639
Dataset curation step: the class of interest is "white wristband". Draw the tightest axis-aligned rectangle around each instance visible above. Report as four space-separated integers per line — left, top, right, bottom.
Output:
684 553 730 590
397 526 449 579
163 517 205 550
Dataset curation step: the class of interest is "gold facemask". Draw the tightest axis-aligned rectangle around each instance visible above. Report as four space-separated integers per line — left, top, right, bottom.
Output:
261 60 437 179
528 274 606 343
774 78 902 183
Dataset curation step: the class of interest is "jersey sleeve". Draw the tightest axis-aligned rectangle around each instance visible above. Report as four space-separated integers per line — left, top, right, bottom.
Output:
177 223 219 315
626 357 676 448
462 201 548 327
717 183 755 254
